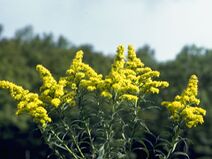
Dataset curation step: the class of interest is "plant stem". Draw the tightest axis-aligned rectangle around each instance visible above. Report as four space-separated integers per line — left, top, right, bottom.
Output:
72 134 86 159
85 122 96 155
61 120 86 159
50 130 79 159
165 125 181 159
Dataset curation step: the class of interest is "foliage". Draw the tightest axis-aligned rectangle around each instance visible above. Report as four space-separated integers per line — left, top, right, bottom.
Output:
159 45 212 158
0 25 112 159
0 43 206 159
0 25 211 158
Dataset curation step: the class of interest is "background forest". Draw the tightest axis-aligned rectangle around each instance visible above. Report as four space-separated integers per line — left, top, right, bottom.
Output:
0 25 211 159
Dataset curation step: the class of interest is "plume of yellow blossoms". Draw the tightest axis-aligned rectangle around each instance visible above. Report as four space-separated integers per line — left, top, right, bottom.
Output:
2 45 204 129
0 50 103 128
162 75 206 128
126 45 169 94
36 65 66 107
0 81 51 127
99 45 169 102
65 50 103 95
99 45 126 99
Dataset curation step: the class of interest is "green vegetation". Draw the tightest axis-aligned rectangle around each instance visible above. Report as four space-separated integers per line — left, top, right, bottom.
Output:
0 25 211 159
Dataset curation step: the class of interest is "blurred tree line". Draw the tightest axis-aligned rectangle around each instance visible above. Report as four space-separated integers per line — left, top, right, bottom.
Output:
0 25 211 159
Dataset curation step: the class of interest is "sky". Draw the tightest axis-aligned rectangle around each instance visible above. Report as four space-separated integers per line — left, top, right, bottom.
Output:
1 0 212 61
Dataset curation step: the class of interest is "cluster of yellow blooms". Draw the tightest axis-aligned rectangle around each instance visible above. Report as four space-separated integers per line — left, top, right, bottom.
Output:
65 50 103 92
36 65 66 107
162 75 206 128
36 50 103 108
99 45 169 102
0 45 206 128
0 81 51 127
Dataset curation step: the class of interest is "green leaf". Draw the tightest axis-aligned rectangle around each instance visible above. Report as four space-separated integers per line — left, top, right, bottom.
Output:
171 151 190 159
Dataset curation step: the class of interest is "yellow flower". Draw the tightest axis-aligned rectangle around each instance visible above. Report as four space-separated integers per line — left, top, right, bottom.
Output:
99 45 169 103
101 91 112 99
36 64 65 107
181 107 206 128
112 45 125 71
162 75 206 128
120 94 138 102
127 45 144 69
51 98 61 107
65 50 103 92
87 86 96 91
0 80 51 127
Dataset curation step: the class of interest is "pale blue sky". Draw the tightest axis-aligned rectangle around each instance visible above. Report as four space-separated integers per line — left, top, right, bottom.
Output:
1 0 212 61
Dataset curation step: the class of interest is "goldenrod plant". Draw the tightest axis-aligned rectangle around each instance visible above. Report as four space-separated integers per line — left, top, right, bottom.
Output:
0 45 206 159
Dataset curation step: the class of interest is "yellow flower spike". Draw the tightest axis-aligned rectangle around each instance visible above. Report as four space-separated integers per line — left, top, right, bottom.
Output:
112 45 125 71
99 45 128 99
126 45 168 95
127 45 136 60
0 80 29 100
36 64 57 88
127 45 144 69
100 45 169 103
117 45 125 59
36 64 65 107
0 80 51 127
73 50 84 64
181 74 199 105
162 75 206 128
65 49 103 94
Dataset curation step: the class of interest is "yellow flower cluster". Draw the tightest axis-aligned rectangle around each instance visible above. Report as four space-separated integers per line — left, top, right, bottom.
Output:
2 45 204 129
65 50 103 92
36 65 66 107
0 80 51 127
99 45 169 102
126 45 169 94
162 75 206 128
0 50 104 127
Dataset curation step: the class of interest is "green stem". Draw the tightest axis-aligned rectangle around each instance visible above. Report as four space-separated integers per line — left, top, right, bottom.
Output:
128 100 139 154
165 125 181 159
40 127 65 159
104 99 117 158
61 120 86 159
71 134 86 159
51 130 79 159
85 122 96 154
133 100 138 117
